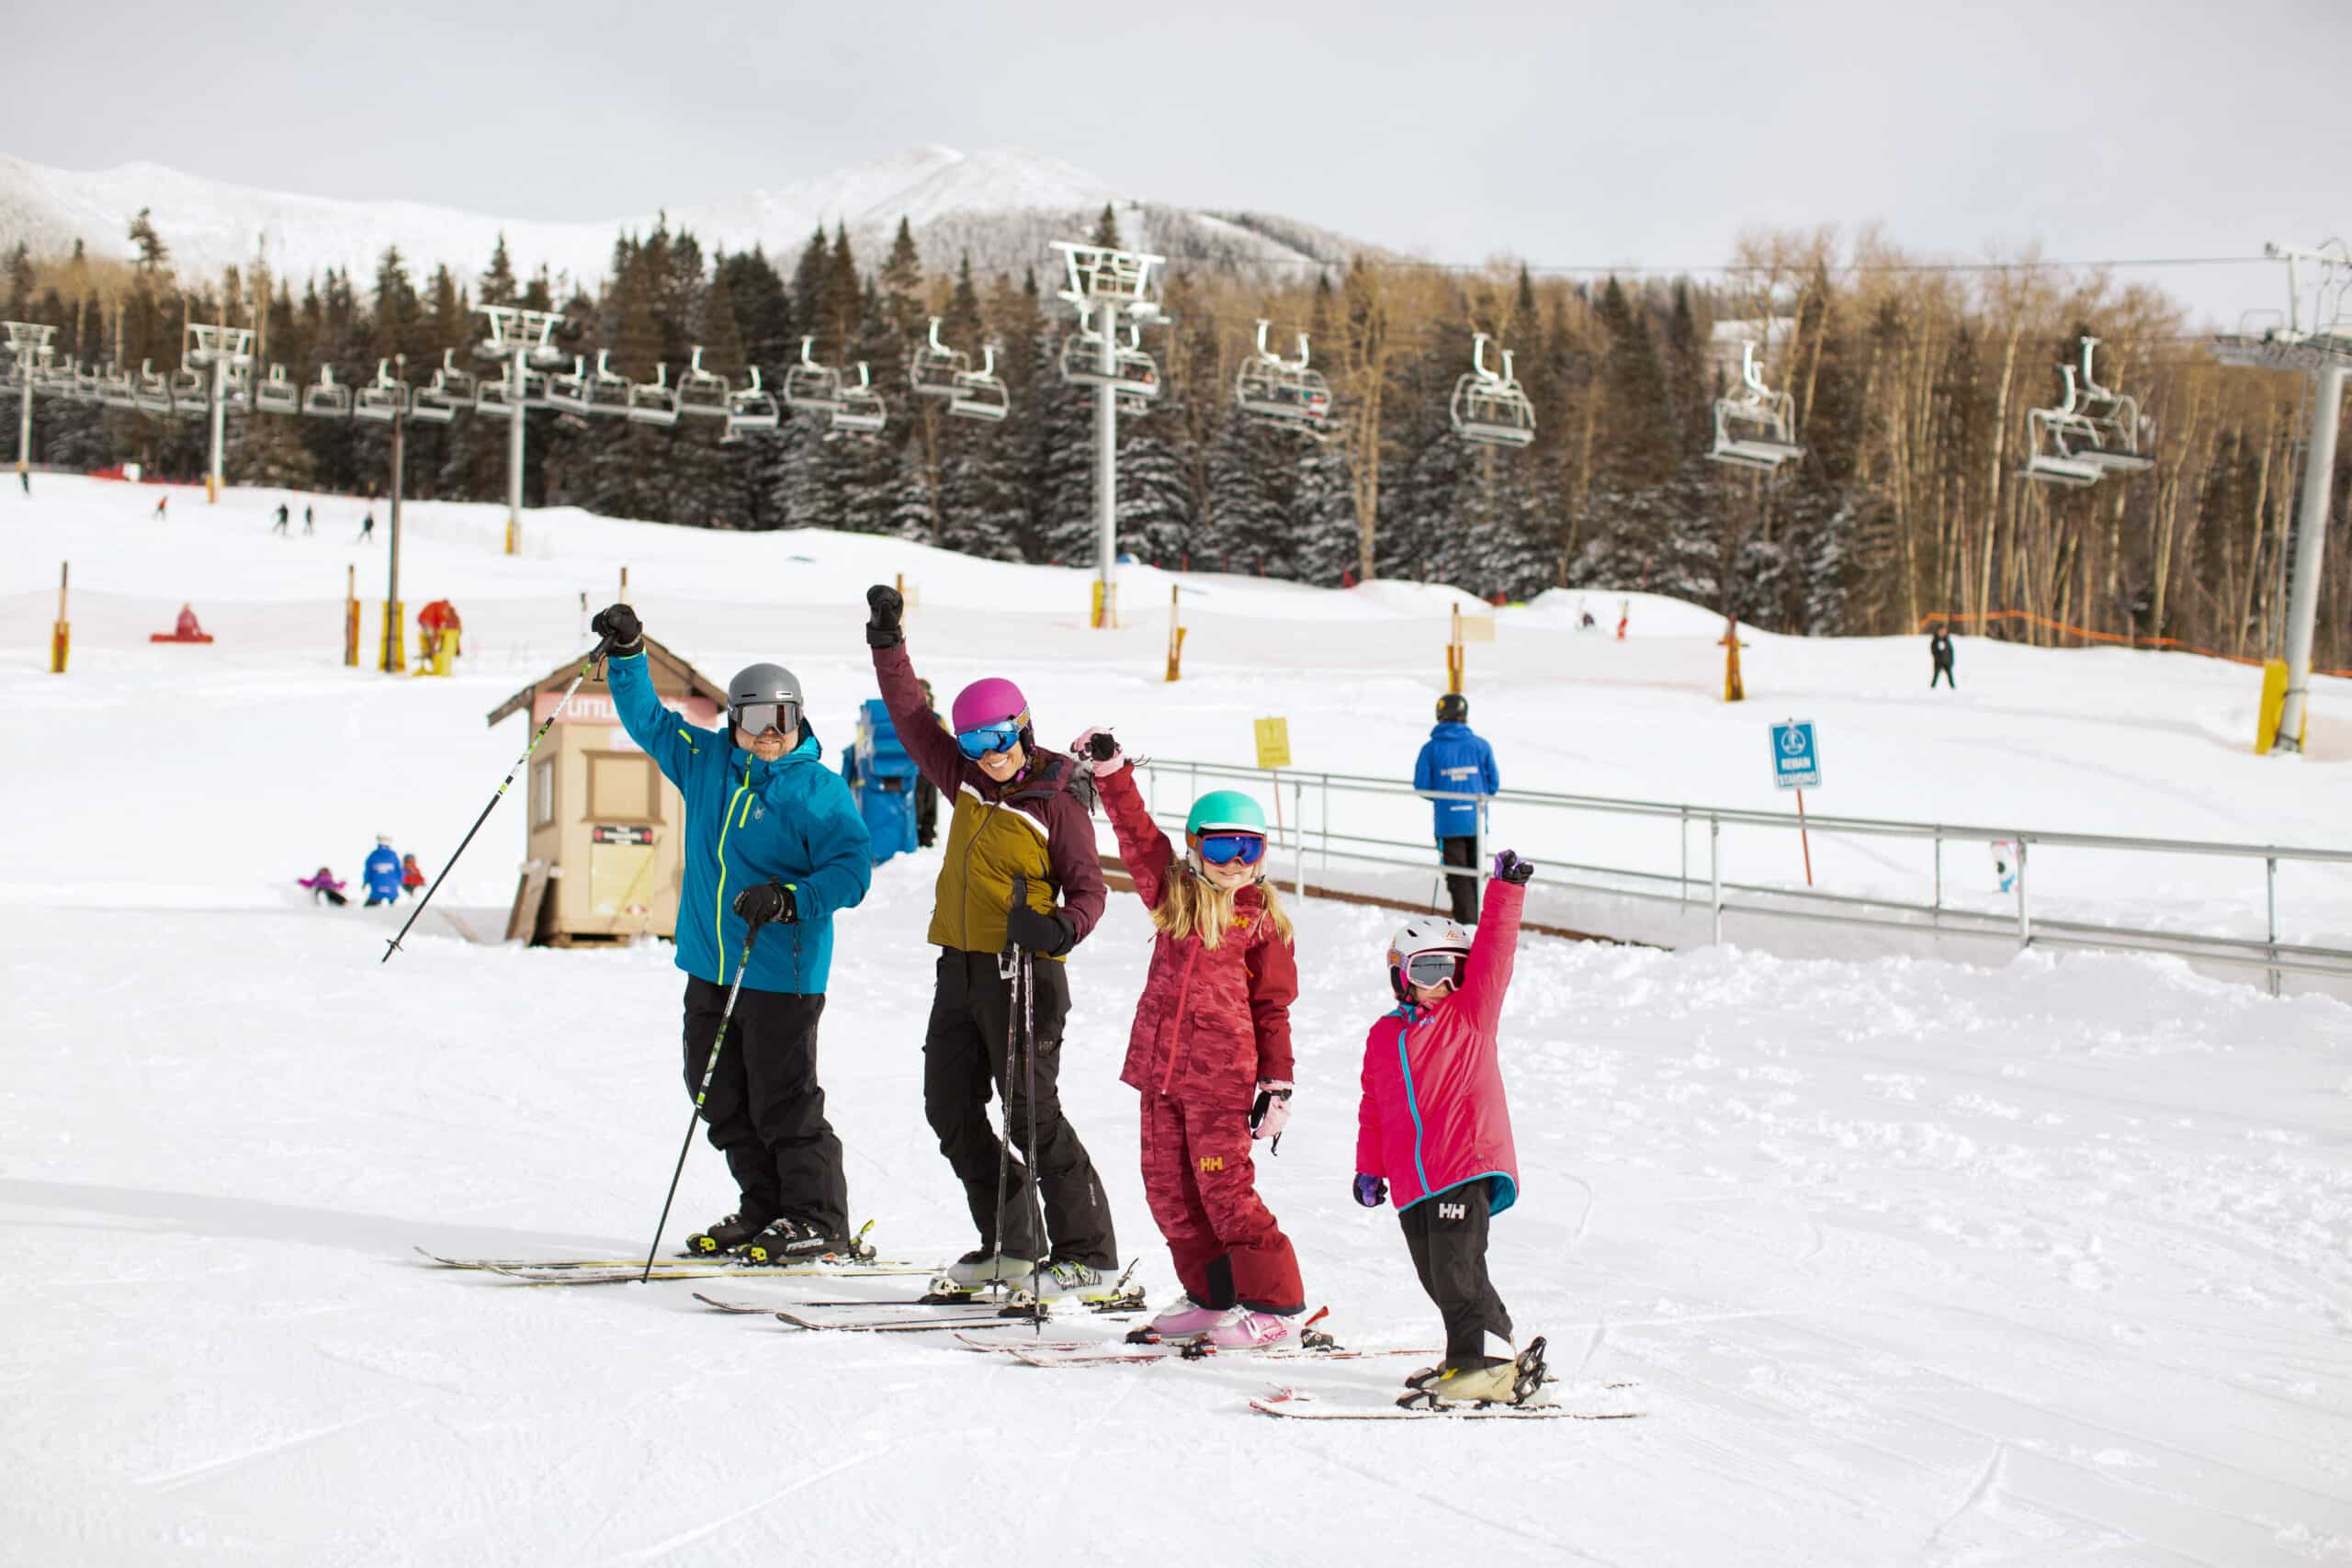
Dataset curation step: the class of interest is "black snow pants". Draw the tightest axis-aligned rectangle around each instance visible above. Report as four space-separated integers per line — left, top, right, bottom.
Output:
923 949 1116 1267
1400 1179 1514 1364
1931 660 1955 689
681 976 848 1237
1439 836 1481 925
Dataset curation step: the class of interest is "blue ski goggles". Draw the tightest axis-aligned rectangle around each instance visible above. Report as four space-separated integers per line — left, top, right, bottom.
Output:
730 700 800 738
955 720 1024 760
1402 951 1465 989
1193 831 1267 866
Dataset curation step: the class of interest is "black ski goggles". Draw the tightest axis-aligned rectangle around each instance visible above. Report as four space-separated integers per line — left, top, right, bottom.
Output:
1402 951 1466 989
730 700 800 738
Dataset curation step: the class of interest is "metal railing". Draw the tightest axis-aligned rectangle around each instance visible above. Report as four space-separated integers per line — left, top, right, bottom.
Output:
1128 758 2352 990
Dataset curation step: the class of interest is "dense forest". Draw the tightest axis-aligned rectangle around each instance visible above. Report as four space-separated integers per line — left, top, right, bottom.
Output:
6 204 2346 666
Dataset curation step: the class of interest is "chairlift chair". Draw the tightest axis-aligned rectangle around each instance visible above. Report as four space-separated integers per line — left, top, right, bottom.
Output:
1234 321 1332 429
473 374 518 421
39 360 78 400
585 350 633 417
627 365 681 427
409 371 460 424
1059 326 1161 399
545 355 594 415
947 345 1010 423
1708 343 1804 471
829 363 887 436
2064 338 2154 474
678 347 730 420
434 349 478 406
1449 333 1535 449
784 337 842 413
254 365 300 416
134 361 175 416
302 366 353 419
726 367 781 434
353 360 409 423
166 366 209 414
98 368 137 410
219 363 251 410
910 318 970 398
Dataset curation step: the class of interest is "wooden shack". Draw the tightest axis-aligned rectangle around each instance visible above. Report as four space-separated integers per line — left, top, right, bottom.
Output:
487 637 728 946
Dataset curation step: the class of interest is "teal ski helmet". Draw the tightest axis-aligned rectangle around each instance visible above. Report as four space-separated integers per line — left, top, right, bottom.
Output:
1185 790 1267 838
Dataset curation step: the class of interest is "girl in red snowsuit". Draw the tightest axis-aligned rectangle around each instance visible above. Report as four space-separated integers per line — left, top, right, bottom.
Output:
1080 728 1306 1346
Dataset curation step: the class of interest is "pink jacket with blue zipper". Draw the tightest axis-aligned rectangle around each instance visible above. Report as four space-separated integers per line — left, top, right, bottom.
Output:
1354 876 1522 1214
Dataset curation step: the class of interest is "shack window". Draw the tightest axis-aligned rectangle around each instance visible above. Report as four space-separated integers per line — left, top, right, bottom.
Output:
530 758 555 828
587 751 659 823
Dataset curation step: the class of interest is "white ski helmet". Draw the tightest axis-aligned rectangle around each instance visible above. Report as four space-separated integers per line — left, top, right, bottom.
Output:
1387 915 1471 1002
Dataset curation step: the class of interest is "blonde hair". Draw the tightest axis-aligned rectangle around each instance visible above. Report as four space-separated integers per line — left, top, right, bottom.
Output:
1150 860 1297 951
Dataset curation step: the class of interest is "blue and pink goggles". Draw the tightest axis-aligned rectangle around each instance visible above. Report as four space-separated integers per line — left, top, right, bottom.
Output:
955 720 1024 760
1193 831 1267 866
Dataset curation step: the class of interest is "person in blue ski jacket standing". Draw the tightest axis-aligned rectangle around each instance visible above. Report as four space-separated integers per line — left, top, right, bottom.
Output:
361 836 404 906
1414 694 1499 924
591 603 874 1263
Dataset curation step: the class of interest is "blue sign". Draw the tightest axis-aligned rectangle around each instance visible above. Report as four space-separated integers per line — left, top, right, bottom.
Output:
1770 720 1820 790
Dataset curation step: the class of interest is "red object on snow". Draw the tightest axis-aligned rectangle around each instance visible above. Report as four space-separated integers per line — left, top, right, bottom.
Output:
418 599 461 633
150 604 216 644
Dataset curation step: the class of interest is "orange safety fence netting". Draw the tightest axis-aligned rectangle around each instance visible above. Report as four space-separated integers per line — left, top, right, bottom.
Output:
1916 610 2352 679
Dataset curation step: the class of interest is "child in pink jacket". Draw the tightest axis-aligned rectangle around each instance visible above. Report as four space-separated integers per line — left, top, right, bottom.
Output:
1355 849 1536 1404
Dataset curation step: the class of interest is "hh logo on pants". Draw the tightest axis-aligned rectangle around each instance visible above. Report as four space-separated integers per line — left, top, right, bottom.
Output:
1438 1202 1465 1221
1198 1156 1225 1173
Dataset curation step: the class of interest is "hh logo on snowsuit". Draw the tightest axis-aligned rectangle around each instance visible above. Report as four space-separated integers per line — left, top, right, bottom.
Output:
1198 1155 1225 1173
1438 1201 1466 1221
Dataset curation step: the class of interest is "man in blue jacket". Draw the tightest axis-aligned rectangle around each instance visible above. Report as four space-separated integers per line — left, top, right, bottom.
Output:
591 604 874 1262
1415 693 1499 924
361 836 403 907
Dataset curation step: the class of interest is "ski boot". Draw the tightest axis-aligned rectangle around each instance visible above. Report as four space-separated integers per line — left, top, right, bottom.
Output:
740 1216 849 1266
1131 1295 1225 1343
944 1247 1037 1288
1399 1337 1548 1410
684 1211 774 1258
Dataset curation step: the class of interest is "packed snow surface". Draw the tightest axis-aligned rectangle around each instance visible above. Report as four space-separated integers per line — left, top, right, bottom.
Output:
3 476 2348 1565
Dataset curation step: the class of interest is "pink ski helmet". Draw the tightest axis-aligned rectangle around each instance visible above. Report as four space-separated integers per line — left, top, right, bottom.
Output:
951 677 1029 735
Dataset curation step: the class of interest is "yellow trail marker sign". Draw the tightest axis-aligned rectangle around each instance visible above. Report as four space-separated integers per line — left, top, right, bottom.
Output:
1253 717 1292 771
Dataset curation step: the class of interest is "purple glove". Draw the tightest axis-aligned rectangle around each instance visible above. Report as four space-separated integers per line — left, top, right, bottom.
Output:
1492 849 1535 886
1353 1173 1387 1208
1069 726 1125 777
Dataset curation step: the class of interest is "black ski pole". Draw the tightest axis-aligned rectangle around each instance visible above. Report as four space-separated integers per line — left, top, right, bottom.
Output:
382 633 615 963
642 917 769 1282
1018 942 1047 1331
988 876 1026 1300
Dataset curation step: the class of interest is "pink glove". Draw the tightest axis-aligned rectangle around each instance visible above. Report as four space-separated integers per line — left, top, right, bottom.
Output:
1250 1081 1293 1145
1069 727 1125 777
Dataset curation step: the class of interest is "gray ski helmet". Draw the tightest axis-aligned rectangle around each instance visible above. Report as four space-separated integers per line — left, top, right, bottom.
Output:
728 662 804 737
1436 693 1469 723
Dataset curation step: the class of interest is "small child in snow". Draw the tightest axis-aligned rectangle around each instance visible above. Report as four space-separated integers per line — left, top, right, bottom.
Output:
298 867 347 907
1081 727 1307 1348
401 854 426 896
1356 849 1538 1404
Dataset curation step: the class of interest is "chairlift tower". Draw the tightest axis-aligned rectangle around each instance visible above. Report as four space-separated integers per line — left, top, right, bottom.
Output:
476 305 563 557
1052 240 1166 627
6 321 57 484
2211 241 2352 754
181 324 254 503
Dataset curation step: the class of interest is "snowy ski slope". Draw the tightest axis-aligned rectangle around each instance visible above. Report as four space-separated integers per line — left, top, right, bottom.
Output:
1 477 2347 1565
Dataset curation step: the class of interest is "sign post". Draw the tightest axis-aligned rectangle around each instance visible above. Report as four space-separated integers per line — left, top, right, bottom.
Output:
1769 718 1820 887
1254 717 1297 897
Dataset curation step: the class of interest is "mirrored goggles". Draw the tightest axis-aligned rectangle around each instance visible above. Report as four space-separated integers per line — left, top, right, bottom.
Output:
955 720 1023 760
1194 832 1267 866
731 700 800 738
1402 951 1465 989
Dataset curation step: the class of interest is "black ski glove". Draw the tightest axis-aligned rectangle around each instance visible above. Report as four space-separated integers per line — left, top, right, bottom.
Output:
1004 901 1073 956
590 603 643 655
865 584 904 649
1492 849 1536 886
732 879 797 926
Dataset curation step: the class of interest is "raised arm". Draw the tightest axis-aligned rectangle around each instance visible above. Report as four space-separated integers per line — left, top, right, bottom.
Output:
864 586 967 797
1456 872 1525 1036
1093 764 1175 910
605 645 702 790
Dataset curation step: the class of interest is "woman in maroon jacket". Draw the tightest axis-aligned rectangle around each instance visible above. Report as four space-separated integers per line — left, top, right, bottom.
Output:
1080 726 1306 1348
